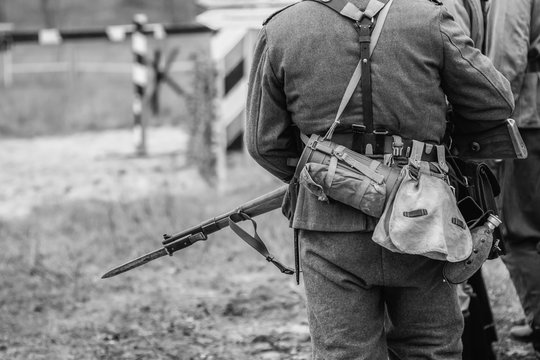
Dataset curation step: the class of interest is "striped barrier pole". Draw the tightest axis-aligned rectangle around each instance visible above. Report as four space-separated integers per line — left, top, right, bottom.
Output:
211 29 249 189
132 13 148 156
0 23 13 87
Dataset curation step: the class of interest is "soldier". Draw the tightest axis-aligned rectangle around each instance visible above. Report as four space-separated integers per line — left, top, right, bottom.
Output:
486 0 540 357
442 1 498 359
245 0 514 358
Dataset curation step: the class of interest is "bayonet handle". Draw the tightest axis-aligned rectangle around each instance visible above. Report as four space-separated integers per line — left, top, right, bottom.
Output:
164 232 207 255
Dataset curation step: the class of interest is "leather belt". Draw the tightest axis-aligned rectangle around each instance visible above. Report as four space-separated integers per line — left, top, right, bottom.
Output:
287 132 442 167
330 133 440 162
527 58 539 73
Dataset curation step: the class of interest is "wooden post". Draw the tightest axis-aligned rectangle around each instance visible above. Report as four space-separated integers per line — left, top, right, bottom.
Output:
213 35 227 190
0 22 13 87
131 14 148 156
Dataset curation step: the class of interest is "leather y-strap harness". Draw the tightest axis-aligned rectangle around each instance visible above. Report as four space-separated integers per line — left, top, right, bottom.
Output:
304 0 391 155
301 0 447 167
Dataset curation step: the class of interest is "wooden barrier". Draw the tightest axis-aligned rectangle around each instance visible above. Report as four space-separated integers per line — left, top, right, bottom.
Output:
0 17 213 157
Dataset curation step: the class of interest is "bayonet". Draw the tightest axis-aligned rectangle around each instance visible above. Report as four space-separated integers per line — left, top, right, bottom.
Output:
102 185 290 279
101 232 207 278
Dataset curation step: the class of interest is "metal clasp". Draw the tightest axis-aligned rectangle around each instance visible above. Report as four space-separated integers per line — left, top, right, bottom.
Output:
392 135 403 157
355 16 374 29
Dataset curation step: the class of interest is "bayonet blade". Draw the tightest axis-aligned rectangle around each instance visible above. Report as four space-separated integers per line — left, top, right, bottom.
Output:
101 247 168 279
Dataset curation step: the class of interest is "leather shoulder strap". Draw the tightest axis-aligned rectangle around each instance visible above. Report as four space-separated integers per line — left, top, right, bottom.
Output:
315 0 392 140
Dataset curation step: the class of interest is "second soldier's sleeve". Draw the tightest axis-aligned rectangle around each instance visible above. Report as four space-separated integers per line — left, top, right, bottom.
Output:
531 0 540 64
245 28 298 182
438 6 515 132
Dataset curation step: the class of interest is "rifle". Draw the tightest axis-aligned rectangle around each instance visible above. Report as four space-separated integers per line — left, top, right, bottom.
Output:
101 185 292 279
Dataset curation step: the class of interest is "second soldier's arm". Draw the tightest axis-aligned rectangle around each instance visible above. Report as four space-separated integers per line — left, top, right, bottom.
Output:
438 6 515 132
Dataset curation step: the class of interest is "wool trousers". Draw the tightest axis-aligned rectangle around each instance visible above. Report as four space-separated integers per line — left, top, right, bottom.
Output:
299 230 464 360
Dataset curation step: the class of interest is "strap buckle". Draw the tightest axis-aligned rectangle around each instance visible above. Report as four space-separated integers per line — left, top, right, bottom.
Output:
392 135 403 156
352 124 366 133
355 17 374 39
355 16 374 28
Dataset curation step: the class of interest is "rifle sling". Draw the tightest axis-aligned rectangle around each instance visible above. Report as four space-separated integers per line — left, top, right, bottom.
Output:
228 212 294 275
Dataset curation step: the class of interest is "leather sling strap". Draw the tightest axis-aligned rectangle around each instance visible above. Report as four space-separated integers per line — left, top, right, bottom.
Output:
228 212 294 275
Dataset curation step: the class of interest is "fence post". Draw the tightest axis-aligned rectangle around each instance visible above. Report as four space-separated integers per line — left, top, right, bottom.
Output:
210 29 249 189
131 14 148 156
0 23 13 87
213 42 227 190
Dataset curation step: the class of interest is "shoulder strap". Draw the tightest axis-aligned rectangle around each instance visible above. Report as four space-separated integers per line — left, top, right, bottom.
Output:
306 0 388 21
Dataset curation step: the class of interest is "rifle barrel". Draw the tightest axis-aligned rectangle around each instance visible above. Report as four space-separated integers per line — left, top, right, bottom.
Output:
102 185 289 279
162 185 287 245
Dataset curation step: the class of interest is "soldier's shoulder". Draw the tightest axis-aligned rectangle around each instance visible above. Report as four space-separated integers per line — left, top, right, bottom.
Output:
263 2 301 26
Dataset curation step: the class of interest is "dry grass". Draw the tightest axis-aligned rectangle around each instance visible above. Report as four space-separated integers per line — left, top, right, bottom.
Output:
0 139 309 359
0 129 537 359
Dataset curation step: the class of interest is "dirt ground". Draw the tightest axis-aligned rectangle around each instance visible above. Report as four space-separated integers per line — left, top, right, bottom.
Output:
0 127 537 359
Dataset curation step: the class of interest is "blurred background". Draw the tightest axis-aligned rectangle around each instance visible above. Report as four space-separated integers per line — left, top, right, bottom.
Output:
0 0 536 359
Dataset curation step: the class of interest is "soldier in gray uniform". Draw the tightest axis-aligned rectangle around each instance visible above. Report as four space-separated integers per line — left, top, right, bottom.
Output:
487 0 540 356
245 0 514 358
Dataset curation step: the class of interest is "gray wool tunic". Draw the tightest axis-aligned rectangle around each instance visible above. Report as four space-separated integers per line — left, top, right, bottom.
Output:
245 0 514 232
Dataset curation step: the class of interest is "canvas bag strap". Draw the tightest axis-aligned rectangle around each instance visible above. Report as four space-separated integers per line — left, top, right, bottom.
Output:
304 0 393 140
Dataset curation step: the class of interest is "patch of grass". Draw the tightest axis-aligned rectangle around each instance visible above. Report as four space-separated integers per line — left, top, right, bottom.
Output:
1 162 537 358
0 175 307 360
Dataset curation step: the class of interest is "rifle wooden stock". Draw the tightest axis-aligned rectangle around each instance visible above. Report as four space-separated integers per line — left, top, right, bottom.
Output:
452 119 528 160
162 185 287 246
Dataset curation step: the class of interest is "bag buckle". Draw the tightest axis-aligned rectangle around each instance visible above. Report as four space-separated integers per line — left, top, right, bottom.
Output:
332 148 345 160
392 135 403 157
